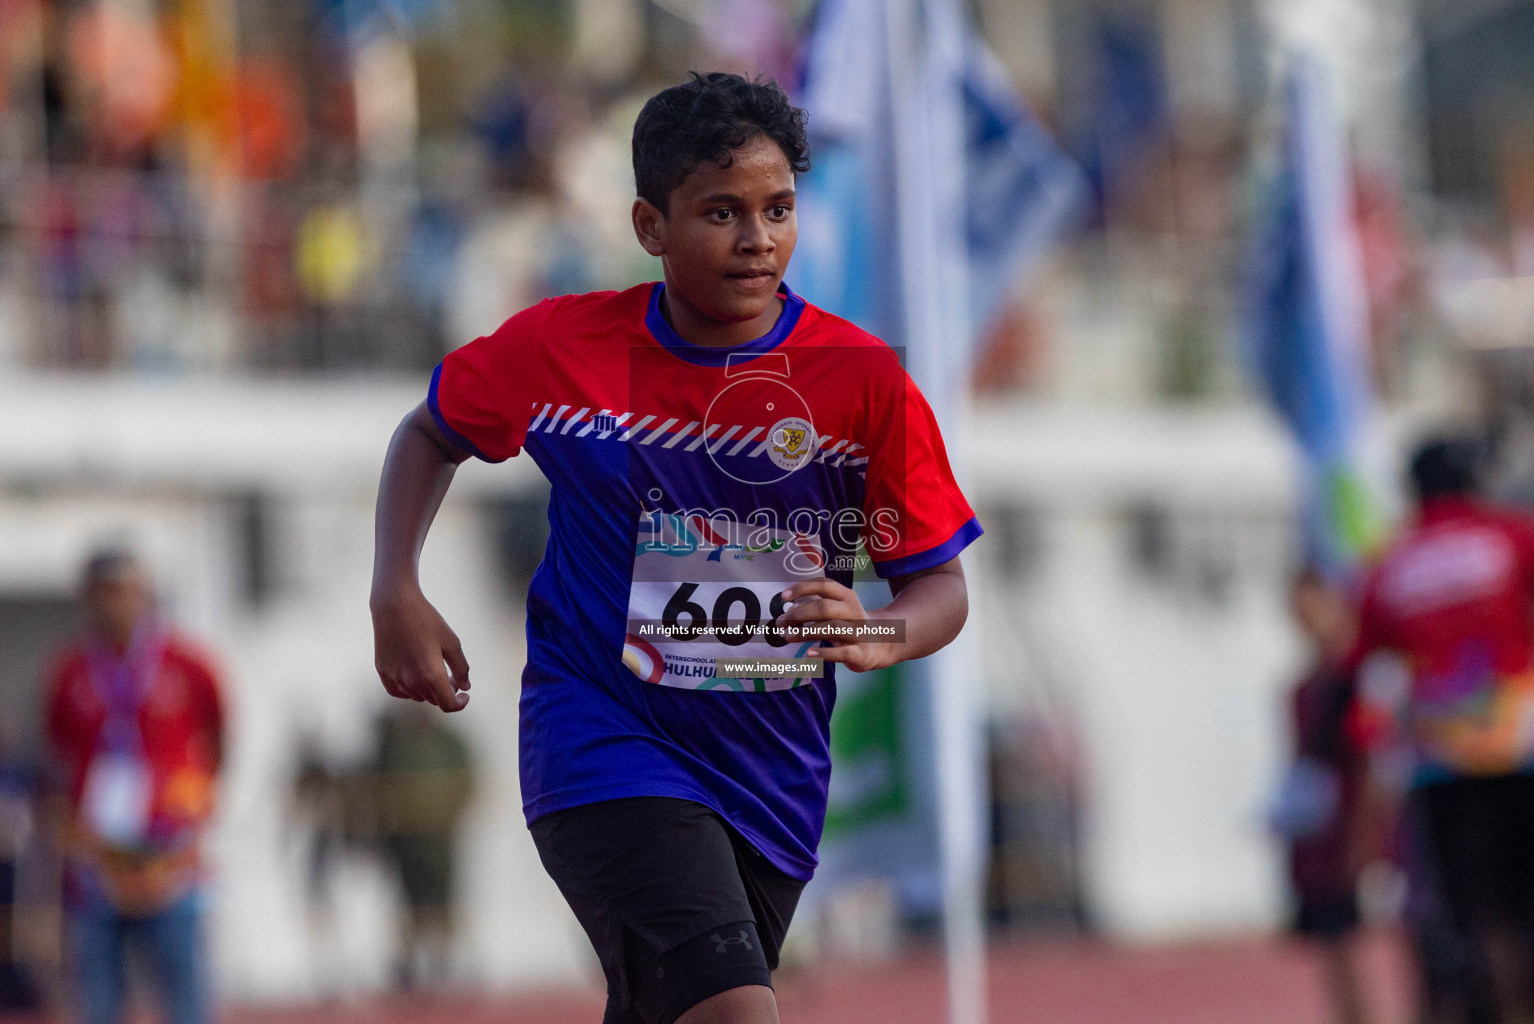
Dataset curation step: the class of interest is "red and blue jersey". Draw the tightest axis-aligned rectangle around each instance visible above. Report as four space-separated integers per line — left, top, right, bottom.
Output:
429 281 980 878
1350 497 1534 780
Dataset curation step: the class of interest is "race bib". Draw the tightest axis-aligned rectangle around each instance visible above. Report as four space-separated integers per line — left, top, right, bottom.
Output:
624 511 824 692
81 752 152 850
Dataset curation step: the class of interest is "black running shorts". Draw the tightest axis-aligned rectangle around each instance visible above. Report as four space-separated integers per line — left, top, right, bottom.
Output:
530 797 806 1024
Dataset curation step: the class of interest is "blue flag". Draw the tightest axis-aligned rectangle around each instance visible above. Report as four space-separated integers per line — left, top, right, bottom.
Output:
1241 53 1385 576
794 0 1086 354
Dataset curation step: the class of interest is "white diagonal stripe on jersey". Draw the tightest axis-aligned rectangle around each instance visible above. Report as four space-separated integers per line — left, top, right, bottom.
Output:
545 405 571 432
661 421 700 449
642 417 679 444
684 423 722 452
816 439 850 463
726 426 764 455
575 408 610 438
598 412 632 440
528 403 552 433
560 407 591 435
616 414 654 441
748 438 772 457
706 424 742 454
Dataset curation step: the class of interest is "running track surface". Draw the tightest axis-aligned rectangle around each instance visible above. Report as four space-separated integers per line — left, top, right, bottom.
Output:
220 930 1414 1024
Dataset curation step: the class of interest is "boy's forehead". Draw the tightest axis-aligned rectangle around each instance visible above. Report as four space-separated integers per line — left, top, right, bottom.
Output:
675 136 794 196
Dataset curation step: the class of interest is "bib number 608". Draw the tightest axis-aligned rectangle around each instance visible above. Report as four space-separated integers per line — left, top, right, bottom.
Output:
661 582 789 648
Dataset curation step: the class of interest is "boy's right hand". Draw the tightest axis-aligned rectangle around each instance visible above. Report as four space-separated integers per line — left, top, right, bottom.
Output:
370 586 471 712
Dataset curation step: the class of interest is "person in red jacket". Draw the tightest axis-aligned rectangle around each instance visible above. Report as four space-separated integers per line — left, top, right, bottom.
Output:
1277 567 1374 1024
43 550 225 1024
1348 438 1534 1024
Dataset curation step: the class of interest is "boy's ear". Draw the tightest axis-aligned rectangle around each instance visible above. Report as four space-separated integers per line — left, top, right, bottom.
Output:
632 198 667 257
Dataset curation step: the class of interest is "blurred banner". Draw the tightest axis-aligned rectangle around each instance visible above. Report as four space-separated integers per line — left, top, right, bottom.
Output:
1241 52 1387 579
1068 10 1167 225
794 0 1085 351
796 2 1083 1022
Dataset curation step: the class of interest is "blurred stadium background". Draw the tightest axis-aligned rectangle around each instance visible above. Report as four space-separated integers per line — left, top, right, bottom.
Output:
1 0 1531 1019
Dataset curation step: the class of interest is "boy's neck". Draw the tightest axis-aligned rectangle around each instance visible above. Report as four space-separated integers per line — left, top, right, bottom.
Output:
660 284 784 349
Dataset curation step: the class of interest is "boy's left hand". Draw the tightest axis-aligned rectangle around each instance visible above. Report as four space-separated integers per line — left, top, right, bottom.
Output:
774 578 896 674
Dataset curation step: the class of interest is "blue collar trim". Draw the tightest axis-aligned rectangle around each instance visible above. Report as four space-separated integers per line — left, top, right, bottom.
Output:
644 281 805 367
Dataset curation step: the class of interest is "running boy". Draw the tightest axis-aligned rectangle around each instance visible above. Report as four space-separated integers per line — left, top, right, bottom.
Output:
371 73 980 1024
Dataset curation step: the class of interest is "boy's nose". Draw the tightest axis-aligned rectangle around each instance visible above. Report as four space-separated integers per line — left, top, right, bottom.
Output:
739 216 774 252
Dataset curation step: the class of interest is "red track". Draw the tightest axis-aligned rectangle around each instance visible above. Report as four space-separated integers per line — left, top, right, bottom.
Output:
226 930 1415 1024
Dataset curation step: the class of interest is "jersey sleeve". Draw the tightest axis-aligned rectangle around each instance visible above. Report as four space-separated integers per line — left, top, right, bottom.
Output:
1501 509 1534 595
428 299 553 462
1342 572 1384 676
861 370 983 578
184 647 227 771
41 652 85 796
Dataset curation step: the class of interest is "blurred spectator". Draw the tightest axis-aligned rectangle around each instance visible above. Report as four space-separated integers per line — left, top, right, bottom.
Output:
468 71 544 194
1347 437 1534 1024
0 741 40 1012
1271 568 1375 1024
369 704 475 991
985 716 1087 934
241 185 302 367
42 550 226 1024
283 731 385 998
400 197 464 356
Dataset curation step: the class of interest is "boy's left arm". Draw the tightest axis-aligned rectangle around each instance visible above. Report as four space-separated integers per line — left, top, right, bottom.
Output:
775 556 968 673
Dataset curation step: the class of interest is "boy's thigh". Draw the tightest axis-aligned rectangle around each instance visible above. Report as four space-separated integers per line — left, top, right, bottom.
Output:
530 797 804 1024
727 829 804 972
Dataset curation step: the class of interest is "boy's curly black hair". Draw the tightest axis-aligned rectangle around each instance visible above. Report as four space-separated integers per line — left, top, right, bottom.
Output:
632 72 810 214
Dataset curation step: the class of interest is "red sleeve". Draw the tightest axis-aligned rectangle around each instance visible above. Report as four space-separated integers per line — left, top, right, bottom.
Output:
1343 580 1400 754
1500 509 1534 595
428 299 553 462
1342 571 1386 677
861 369 982 578
179 647 227 768
41 650 86 797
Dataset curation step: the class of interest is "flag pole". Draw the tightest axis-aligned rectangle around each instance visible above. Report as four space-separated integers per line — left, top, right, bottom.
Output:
884 1 988 1022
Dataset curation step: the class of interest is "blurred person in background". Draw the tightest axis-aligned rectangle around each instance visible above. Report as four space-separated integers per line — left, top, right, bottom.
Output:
284 732 361 999
0 737 40 1012
42 550 226 1024
1272 567 1377 1024
1346 437 1534 1024
369 704 476 991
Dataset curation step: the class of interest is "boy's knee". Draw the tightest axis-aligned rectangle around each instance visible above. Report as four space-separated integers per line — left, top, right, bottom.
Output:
673 984 779 1024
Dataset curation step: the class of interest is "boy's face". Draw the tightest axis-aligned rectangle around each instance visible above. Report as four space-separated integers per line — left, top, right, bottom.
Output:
633 134 797 328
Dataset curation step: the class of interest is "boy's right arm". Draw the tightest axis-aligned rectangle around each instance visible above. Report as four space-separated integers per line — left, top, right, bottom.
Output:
370 402 474 712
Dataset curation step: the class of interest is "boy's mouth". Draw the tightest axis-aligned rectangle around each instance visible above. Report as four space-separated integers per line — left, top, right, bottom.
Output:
727 268 776 286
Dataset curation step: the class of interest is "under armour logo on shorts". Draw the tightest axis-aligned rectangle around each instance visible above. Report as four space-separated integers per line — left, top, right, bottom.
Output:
711 929 754 954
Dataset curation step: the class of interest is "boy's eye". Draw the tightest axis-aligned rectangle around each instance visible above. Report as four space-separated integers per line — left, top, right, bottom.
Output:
710 209 736 222
770 205 792 218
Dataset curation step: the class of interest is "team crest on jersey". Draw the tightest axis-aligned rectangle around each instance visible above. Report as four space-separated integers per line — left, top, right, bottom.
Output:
768 417 817 472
